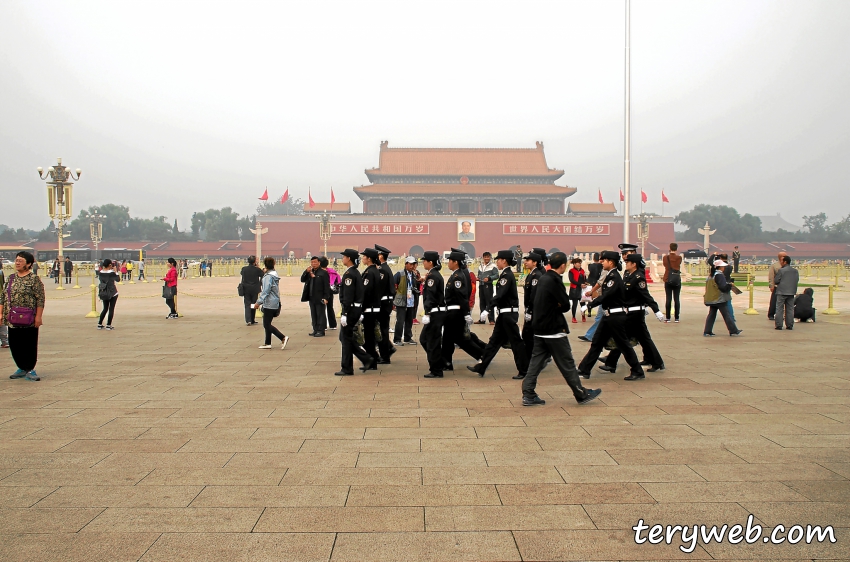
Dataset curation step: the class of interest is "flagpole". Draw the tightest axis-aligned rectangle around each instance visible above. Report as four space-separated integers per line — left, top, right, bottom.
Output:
622 0 631 244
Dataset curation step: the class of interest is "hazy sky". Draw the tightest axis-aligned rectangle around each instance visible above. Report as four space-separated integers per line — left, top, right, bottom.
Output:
2 0 848 231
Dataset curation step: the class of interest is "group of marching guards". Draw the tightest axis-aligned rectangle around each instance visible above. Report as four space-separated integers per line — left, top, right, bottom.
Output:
335 242 666 407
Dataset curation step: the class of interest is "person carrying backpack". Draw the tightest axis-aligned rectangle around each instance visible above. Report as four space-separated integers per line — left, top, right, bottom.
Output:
97 259 120 330
663 243 683 322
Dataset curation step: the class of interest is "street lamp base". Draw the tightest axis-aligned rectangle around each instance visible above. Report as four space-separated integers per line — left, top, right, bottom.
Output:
72 284 81 289
56 285 64 291
743 308 758 315
84 311 99 318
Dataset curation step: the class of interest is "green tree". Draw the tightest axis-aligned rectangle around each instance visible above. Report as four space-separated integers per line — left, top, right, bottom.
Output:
675 204 763 242
257 196 306 216
802 213 828 241
191 207 254 241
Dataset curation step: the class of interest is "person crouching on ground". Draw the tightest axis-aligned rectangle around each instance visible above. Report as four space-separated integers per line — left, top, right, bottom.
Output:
794 288 815 323
254 257 289 350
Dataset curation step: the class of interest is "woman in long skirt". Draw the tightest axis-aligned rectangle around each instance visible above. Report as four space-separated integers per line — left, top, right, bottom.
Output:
1 251 45 381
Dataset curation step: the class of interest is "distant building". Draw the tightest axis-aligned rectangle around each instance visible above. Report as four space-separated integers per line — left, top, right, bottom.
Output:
757 214 802 232
567 203 618 216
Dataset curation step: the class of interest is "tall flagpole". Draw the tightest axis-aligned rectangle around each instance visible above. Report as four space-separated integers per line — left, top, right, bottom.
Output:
623 0 631 244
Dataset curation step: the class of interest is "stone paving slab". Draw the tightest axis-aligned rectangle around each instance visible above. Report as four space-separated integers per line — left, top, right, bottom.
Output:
0 276 847 561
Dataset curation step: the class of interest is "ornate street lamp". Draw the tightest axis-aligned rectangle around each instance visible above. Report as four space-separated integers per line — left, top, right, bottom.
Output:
315 212 335 257
632 211 652 258
86 209 106 265
38 158 81 290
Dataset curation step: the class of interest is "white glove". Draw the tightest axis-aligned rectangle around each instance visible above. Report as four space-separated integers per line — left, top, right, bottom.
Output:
464 315 473 325
422 315 430 325
580 304 588 313
525 313 532 322
340 315 347 327
480 311 489 322
655 311 665 322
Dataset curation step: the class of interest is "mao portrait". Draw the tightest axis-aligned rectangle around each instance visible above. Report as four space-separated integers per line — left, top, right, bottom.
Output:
458 219 475 241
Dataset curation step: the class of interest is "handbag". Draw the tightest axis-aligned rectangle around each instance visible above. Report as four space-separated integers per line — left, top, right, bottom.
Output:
261 306 281 318
237 283 245 297
162 284 174 299
6 276 36 328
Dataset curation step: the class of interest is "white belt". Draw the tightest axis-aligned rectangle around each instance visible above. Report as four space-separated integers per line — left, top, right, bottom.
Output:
607 307 625 313
364 307 381 313
426 306 446 314
381 296 392 301
626 306 645 312
499 307 519 313
446 305 461 310
352 303 362 307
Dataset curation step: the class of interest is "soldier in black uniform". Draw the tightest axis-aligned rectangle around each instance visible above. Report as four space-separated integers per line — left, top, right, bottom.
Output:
467 250 527 378
577 251 644 380
335 249 374 376
374 245 397 364
441 251 484 370
359 248 382 370
448 247 487 355
419 251 447 378
517 250 545 380
598 254 666 378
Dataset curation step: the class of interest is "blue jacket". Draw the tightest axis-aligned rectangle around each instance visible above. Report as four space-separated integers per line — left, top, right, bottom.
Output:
257 270 281 309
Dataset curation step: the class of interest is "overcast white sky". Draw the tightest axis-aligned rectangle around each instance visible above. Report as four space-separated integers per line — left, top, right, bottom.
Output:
2 0 848 231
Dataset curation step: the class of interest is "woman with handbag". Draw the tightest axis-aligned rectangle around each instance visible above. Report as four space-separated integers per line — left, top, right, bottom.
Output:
162 257 179 319
567 258 587 323
97 259 121 330
253 257 289 350
1 252 45 381
240 255 264 326
321 257 339 330
703 258 742 337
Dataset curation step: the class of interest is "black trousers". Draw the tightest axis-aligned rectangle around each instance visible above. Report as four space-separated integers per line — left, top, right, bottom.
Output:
262 308 284 345
419 312 445 374
441 311 484 366
165 297 176 315
664 282 681 320
522 336 588 401
65 272 72 283
340 321 371 373
479 284 493 319
604 313 663 368
378 301 394 360
9 327 39 372
393 306 414 343
243 287 260 324
309 300 327 334
362 312 380 362
705 303 738 335
520 319 535 373
578 313 642 377
768 290 778 319
99 296 118 326
326 293 337 329
479 312 528 376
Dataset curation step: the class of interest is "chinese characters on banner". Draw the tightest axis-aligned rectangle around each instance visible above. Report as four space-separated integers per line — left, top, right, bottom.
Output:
330 222 430 235
502 223 610 235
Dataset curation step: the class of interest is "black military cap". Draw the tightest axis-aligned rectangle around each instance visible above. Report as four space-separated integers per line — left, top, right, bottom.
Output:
624 253 646 269
374 244 391 256
360 248 379 261
600 250 621 262
618 243 639 254
496 249 516 265
523 252 542 263
451 247 467 255
341 248 359 260
422 251 441 264
531 248 548 264
448 251 466 262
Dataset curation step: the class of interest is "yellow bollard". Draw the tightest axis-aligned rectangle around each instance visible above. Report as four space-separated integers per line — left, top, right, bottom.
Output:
743 278 758 315
72 266 81 289
90 270 97 288
174 293 183 317
823 285 839 315
85 285 99 318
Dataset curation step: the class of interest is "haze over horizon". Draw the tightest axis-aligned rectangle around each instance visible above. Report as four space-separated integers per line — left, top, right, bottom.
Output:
2 0 848 232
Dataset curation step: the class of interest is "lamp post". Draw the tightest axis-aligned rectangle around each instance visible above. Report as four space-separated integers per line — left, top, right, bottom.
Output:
315 212 336 257
632 211 652 258
38 158 80 290
86 210 106 266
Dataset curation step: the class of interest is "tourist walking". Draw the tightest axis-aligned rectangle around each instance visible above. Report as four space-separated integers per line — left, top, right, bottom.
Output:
181 259 188 279
392 256 418 345
663 243 682 322
137 258 146 281
120 260 128 281
301 256 330 337
567 257 586 323
51 259 60 284
240 256 264 325
321 257 339 330
162 257 179 319
2 252 45 381
254 257 288 350
126 260 134 281
773 255 799 330
703 258 742 337
97 259 120 329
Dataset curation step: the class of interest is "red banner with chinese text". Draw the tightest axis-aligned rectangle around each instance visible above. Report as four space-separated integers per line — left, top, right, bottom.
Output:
502 223 609 235
330 222 430 235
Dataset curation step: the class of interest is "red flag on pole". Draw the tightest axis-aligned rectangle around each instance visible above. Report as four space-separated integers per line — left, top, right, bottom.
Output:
619 189 624 202
661 190 670 203
308 187 315 208
641 189 648 204
598 189 604 204
281 188 289 204
258 187 268 201
330 188 336 206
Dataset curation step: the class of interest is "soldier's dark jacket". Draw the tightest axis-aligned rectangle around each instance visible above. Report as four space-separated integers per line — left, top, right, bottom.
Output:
445 268 470 315
361 264 382 311
588 268 627 311
523 265 544 316
493 267 520 310
339 265 365 323
623 269 659 313
421 266 445 314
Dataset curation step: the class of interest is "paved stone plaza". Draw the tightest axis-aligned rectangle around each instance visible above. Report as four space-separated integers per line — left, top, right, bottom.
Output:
0 275 848 561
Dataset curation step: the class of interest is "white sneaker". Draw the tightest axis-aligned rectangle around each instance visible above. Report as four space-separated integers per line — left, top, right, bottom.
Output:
281 335 290 350
258 344 272 349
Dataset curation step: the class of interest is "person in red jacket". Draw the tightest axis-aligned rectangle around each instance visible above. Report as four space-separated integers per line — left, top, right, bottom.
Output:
468 270 478 312
161 257 179 319
568 258 587 323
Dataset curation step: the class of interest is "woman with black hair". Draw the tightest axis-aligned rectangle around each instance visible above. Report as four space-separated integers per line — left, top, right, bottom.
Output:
1 251 45 381
567 258 586 323
162 257 179 318
97 259 120 330
240 255 264 325
252 257 289 350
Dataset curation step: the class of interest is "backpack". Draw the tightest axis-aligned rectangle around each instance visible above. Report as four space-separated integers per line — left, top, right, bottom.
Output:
703 272 730 306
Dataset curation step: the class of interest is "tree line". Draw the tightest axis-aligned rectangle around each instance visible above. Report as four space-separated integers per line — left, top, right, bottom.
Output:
675 205 850 243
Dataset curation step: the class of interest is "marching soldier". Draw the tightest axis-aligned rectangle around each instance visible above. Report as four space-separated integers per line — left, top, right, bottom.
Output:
359 248 382 371
598 254 665 378
420 251 447 378
335 249 374 376
467 249 527 378
441 251 484 371
576 251 644 380
450 247 487 350
517 250 545 380
374 245 397 364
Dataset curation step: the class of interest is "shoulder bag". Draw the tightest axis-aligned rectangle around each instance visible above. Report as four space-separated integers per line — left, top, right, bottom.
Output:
6 276 36 327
